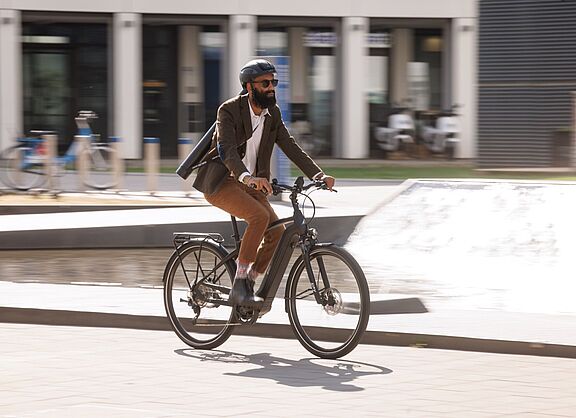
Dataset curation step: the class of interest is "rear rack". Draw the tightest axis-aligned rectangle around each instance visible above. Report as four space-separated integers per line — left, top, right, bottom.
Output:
173 232 225 247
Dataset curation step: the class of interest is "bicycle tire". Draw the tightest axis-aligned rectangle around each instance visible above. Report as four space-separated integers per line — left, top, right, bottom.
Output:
163 240 236 350
0 145 46 191
286 245 370 359
83 144 117 190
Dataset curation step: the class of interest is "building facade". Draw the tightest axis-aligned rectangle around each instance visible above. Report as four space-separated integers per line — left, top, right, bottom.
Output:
0 1 477 161
478 0 576 167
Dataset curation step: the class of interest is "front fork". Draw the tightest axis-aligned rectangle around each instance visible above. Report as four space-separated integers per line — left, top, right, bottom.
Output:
299 230 331 306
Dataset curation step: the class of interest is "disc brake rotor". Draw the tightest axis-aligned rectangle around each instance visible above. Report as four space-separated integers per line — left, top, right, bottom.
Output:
322 288 343 316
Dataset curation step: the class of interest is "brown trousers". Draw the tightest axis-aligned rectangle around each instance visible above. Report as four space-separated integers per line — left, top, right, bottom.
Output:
204 176 284 274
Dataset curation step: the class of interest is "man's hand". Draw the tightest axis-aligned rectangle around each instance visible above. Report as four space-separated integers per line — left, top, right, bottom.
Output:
320 174 335 191
245 176 273 195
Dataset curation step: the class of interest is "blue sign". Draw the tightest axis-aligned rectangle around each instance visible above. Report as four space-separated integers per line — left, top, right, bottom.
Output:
262 56 291 185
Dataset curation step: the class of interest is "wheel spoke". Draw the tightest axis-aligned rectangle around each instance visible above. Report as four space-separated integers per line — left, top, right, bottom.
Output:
164 242 236 350
295 288 316 299
287 247 370 359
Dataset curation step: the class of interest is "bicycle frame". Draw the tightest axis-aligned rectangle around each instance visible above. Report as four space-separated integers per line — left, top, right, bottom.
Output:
172 179 329 316
16 133 97 171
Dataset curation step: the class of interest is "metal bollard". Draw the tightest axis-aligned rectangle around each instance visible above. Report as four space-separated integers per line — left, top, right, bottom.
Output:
178 137 194 194
44 134 58 192
75 135 90 191
109 136 124 190
144 137 160 194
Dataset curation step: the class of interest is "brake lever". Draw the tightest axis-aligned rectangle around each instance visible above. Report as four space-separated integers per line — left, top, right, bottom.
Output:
316 181 338 193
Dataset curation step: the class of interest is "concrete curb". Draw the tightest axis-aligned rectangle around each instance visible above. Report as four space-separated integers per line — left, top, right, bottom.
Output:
0 215 363 249
2 306 575 359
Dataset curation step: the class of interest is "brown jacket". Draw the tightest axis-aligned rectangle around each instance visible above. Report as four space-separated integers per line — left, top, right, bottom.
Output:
193 94 322 195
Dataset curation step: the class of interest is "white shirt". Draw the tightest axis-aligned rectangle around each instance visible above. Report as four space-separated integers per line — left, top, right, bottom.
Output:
238 102 324 183
239 103 269 182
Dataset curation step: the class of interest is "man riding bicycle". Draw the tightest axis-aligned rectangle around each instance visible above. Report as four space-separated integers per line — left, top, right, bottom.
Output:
192 59 335 307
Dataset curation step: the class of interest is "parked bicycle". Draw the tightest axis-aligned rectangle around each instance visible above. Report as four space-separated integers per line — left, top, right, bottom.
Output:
163 176 370 359
0 111 117 191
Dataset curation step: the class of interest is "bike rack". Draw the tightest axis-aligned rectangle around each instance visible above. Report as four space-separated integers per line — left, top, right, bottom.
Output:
172 232 225 248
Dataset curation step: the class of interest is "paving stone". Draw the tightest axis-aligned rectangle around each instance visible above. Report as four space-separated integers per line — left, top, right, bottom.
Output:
2 324 576 418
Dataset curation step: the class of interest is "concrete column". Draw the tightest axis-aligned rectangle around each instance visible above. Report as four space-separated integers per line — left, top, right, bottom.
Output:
289 27 308 104
442 21 453 111
341 17 369 158
228 15 256 97
0 9 22 151
391 28 413 105
179 26 203 144
113 13 142 159
451 18 477 159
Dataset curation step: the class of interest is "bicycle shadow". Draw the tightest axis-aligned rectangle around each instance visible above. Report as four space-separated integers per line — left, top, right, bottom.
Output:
175 348 392 392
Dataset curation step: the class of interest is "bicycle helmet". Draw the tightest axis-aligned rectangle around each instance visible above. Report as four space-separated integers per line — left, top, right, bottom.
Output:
239 59 276 88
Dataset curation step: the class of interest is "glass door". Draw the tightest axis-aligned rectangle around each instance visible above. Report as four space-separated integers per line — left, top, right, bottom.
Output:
23 51 70 151
309 51 334 156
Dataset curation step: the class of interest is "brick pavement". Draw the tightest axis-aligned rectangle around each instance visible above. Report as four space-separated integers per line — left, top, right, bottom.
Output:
2 323 576 418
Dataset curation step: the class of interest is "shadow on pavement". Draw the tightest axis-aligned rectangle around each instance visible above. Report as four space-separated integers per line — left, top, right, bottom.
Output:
174 348 392 392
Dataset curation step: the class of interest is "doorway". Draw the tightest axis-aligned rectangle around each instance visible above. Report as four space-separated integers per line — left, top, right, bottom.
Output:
23 50 71 152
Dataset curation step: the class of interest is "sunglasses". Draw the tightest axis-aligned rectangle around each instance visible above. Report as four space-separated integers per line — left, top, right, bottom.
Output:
251 79 279 88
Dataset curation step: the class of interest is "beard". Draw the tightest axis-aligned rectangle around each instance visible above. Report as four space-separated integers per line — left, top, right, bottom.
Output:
251 87 276 109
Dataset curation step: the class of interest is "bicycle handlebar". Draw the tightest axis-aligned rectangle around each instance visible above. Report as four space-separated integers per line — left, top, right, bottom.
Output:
271 176 337 196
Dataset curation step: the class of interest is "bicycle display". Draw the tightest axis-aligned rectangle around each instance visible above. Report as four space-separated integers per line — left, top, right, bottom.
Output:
163 177 370 359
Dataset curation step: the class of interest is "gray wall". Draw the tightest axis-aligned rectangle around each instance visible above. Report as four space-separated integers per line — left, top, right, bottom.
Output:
478 0 576 167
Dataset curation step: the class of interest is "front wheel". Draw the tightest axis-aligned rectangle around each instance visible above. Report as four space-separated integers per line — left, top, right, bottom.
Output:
163 241 236 350
286 246 370 359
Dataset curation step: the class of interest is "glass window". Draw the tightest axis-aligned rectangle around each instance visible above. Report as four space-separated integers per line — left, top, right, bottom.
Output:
304 27 336 157
143 22 226 157
200 27 225 131
256 22 338 157
413 28 443 110
257 30 288 56
22 22 109 150
367 28 391 157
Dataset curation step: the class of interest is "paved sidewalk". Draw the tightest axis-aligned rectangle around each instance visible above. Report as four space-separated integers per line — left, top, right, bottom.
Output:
2 323 576 418
3 179 576 360
2 280 576 359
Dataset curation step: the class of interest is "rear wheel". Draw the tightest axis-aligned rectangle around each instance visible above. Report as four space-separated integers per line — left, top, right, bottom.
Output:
0 145 46 191
287 246 370 359
163 241 236 350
